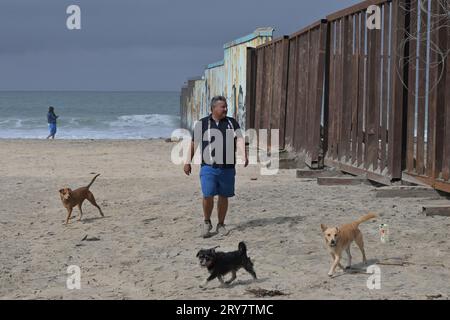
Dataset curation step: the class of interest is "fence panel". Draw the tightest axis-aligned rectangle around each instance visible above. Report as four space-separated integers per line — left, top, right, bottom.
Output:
251 36 290 148
243 0 449 192
284 20 328 167
404 0 450 192
325 0 408 184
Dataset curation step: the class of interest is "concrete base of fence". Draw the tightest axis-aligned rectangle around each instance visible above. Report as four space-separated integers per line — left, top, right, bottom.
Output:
266 151 307 170
423 205 450 217
323 158 392 186
258 148 304 170
317 176 369 186
400 173 432 187
278 156 307 169
296 168 342 179
375 186 442 199
304 155 324 170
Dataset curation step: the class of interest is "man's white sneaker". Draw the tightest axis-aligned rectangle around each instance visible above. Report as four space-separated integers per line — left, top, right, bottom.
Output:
216 223 229 236
202 220 213 238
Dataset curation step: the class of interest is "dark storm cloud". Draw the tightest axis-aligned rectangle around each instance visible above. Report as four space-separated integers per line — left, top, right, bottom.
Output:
0 0 360 90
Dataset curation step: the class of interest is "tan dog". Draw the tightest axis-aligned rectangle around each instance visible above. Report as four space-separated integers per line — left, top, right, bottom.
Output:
321 213 376 277
59 174 104 225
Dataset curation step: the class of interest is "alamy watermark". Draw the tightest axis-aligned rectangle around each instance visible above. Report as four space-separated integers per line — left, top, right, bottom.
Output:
66 265 81 290
66 5 81 30
366 265 381 290
366 5 381 30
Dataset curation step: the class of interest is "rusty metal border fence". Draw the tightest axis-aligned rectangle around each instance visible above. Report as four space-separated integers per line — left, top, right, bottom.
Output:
248 36 290 149
245 0 450 192
403 0 450 192
285 20 328 168
324 0 408 185
246 21 327 167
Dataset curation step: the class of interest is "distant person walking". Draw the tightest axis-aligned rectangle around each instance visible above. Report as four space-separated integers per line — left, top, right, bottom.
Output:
46 106 58 139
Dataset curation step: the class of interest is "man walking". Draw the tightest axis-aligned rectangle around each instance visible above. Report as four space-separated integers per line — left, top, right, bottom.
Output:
184 96 248 238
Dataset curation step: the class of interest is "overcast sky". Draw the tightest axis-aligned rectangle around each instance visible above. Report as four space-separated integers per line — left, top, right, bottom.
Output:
0 0 360 91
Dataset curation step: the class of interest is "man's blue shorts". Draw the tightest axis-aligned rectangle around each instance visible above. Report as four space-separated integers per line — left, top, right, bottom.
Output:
200 165 236 198
48 123 57 135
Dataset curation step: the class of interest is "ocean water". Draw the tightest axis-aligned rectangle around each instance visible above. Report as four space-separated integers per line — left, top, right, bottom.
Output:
0 91 180 139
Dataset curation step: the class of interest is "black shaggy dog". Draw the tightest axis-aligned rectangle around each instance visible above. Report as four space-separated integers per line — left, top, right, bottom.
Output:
196 242 257 288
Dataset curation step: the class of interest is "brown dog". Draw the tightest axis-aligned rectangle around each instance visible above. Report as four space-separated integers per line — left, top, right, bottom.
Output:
321 213 377 277
59 174 104 225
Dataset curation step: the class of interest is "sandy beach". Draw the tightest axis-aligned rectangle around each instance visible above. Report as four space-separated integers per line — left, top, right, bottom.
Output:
1 139 450 300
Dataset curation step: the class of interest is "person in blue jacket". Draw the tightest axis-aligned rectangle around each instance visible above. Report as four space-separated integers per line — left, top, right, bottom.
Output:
46 106 59 139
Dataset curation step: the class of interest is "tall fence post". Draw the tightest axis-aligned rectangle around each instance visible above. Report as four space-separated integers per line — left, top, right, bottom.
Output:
388 0 409 180
279 36 290 150
322 19 331 161
245 47 257 130
442 8 450 183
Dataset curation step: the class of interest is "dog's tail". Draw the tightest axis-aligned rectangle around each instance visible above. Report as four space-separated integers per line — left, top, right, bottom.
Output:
356 213 377 225
86 174 101 189
238 242 247 256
